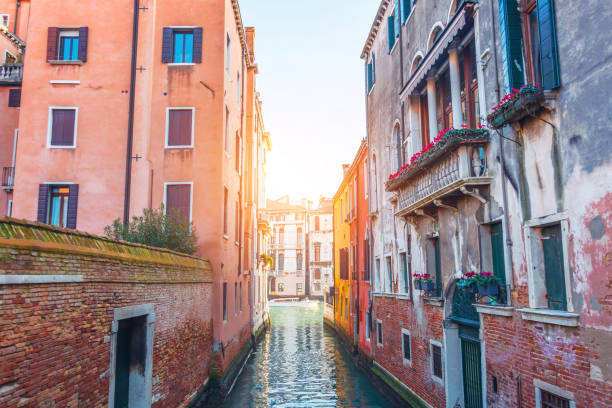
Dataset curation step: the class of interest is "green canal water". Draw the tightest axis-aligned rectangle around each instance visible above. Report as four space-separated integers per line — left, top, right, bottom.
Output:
214 302 392 407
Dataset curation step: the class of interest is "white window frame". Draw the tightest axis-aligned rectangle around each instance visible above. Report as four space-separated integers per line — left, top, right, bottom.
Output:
47 106 78 149
429 340 444 384
401 328 412 366
534 379 576 408
523 212 573 312
7 199 12 217
365 310 371 342
163 181 194 224
0 14 9 28
385 254 393 293
167 26 197 66
376 319 383 346
225 33 231 74
398 251 410 297
375 257 381 293
165 107 195 148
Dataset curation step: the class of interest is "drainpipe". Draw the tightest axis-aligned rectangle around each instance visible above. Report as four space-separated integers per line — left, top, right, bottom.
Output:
489 0 515 294
13 0 20 34
364 56 375 361
239 47 246 278
123 0 140 225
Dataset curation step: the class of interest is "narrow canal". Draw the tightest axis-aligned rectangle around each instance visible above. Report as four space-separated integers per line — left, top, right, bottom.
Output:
213 302 392 407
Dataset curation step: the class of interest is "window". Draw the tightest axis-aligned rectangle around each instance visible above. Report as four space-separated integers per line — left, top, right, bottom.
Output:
161 27 202 64
314 282 321 292
458 40 480 128
314 216 320 231
235 201 240 241
164 183 192 224
344 297 348 320
540 390 570 408
419 91 430 147
375 258 381 292
521 0 561 89
48 186 70 227
385 256 393 293
431 342 443 382
376 320 383 346
48 107 77 148
296 251 303 271
427 238 442 297
366 53 376 93
234 282 238 315
297 283 303 293
8 89 21 107
59 31 78 61
387 1 400 52
364 159 369 199
47 27 88 63
4 51 16 64
223 187 229 236
363 238 370 281
365 311 371 341
279 227 284 245
223 282 228 322
226 34 231 73
278 253 284 271
498 0 525 91
240 281 243 312
7 199 12 217
297 227 303 246
224 107 230 153
371 155 378 212
399 252 409 294
401 329 411 365
401 0 412 24
0 14 8 27
314 269 321 280
166 108 194 147
278 282 285 292
339 248 349 280
314 242 321 261
237 73 241 104
235 131 241 172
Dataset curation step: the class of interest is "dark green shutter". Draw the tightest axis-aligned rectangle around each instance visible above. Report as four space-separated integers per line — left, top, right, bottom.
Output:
394 0 400 36
461 338 483 408
402 0 411 23
434 239 442 297
388 16 395 52
537 0 561 89
161 27 173 63
192 27 203 63
37 184 49 223
542 225 567 310
372 52 376 83
490 223 506 286
498 0 524 91
78 27 88 62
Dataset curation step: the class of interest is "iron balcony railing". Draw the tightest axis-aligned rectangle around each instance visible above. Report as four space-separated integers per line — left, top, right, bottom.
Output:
0 64 23 84
2 167 15 191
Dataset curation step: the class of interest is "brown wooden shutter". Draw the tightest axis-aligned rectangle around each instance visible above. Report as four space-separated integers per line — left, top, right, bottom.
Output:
47 27 58 61
78 27 88 62
166 184 191 223
8 89 21 107
37 185 50 223
51 109 76 146
162 28 173 63
66 184 79 229
193 27 203 63
167 110 192 146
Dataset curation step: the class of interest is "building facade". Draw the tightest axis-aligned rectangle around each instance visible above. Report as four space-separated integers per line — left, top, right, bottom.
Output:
308 197 333 298
4 0 270 395
353 1 612 407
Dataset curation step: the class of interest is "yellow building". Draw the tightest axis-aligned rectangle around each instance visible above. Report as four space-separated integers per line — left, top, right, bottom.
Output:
332 166 353 340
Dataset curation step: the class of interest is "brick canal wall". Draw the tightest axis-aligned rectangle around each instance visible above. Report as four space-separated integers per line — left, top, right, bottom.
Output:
0 218 214 408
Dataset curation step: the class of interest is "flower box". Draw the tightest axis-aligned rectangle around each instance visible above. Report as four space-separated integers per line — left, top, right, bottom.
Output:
487 85 544 129
415 281 435 291
476 284 499 296
386 128 490 192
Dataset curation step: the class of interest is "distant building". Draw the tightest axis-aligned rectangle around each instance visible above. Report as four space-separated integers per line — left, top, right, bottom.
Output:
308 197 333 298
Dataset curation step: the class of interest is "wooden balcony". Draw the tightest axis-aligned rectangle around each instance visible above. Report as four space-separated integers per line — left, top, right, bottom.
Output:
391 130 492 216
0 64 23 84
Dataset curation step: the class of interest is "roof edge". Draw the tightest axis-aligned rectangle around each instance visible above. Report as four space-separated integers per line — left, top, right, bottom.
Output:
360 0 391 60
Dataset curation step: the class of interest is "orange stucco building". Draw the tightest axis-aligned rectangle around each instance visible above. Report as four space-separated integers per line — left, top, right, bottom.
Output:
5 0 268 394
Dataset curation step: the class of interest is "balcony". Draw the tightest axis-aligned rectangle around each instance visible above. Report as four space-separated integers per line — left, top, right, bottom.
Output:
387 129 492 216
2 167 14 192
0 64 23 85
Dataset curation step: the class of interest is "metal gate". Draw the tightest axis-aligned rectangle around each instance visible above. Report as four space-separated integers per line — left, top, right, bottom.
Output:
460 335 483 408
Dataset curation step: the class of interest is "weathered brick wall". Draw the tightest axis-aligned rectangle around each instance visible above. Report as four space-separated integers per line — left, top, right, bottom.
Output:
374 296 445 408
0 219 214 408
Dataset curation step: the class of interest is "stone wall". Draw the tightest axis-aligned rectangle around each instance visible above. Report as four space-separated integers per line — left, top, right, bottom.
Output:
0 218 214 408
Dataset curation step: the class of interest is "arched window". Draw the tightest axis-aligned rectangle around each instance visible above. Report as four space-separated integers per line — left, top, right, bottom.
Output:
427 23 445 49
447 0 459 22
296 251 303 271
410 53 423 75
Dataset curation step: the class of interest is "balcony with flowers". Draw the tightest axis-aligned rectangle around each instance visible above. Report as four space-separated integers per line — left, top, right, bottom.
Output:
386 126 492 216
487 84 544 129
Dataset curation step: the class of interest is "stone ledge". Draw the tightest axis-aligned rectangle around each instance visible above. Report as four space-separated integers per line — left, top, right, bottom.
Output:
0 274 84 285
424 297 444 307
475 304 514 317
517 308 580 327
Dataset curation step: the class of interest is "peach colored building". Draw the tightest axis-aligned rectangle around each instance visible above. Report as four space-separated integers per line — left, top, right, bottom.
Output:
9 0 267 397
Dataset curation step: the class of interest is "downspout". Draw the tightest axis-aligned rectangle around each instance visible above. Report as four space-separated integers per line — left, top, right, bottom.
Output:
397 3 406 167
364 56 375 361
238 48 246 277
489 0 515 294
123 0 140 225
13 0 20 34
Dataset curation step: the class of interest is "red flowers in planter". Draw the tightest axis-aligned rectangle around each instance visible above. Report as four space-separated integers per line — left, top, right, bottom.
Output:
491 83 541 112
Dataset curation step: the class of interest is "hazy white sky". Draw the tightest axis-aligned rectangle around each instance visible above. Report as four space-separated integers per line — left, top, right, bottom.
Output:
239 0 380 203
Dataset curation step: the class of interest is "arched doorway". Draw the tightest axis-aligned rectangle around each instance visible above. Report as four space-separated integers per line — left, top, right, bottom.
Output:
446 283 483 408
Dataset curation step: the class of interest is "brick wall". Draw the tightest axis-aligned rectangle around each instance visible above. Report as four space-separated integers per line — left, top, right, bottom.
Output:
373 296 445 408
0 218 214 408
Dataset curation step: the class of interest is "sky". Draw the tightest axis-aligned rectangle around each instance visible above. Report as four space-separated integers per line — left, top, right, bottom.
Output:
239 0 381 204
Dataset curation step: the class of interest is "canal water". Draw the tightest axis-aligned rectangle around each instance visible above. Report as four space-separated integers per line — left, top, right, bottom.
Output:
214 302 392 407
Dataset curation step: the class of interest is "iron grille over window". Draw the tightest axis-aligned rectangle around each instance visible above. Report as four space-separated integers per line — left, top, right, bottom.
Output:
541 390 570 408
432 344 443 379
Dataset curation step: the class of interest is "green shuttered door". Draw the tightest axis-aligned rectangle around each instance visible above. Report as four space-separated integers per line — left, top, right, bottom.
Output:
542 224 567 310
461 338 483 408
498 0 525 91
537 0 561 89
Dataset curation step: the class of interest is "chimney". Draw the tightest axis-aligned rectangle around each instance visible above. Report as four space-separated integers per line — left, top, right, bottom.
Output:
246 27 255 62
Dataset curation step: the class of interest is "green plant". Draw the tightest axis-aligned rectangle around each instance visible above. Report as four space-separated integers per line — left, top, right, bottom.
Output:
104 205 197 255
413 273 433 284
472 271 501 287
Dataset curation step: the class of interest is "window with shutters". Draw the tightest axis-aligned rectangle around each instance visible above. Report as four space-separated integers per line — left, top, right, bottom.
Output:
401 329 412 365
37 184 78 229
235 200 240 243
399 252 410 295
8 89 21 107
166 108 194 147
366 53 375 93
365 311 371 341
339 248 349 280
430 341 444 382
376 320 383 346
521 0 561 89
47 27 88 63
387 0 400 53
363 238 370 281
314 268 321 280
498 0 525 91
161 27 202 64
47 107 77 148
385 256 393 293
48 186 70 228
164 183 192 225
278 252 284 272
223 187 229 237
0 14 8 28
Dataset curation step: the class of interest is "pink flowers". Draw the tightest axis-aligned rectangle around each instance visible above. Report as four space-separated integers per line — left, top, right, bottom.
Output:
491 83 541 112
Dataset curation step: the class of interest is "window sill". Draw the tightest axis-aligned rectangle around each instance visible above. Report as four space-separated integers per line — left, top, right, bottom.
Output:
424 297 444 307
47 145 76 149
48 60 83 65
168 63 196 66
517 308 580 327
475 304 514 317
165 145 194 149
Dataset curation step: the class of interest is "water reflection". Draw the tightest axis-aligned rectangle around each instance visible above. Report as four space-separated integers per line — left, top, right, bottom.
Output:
213 302 391 407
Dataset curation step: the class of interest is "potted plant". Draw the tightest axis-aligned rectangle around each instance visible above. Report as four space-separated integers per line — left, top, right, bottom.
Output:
413 273 434 291
457 271 477 293
473 271 500 296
